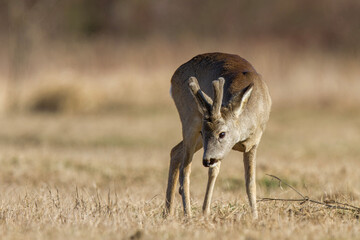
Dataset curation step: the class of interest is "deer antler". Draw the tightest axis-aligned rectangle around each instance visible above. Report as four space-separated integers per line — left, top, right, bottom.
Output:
188 77 213 116
211 77 225 119
188 76 225 118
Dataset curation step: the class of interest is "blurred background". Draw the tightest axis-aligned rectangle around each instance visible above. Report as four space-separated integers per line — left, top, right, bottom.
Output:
0 2 360 238
3 0 360 114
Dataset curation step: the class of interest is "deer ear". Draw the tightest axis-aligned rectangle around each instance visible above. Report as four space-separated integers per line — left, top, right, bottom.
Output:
229 83 254 117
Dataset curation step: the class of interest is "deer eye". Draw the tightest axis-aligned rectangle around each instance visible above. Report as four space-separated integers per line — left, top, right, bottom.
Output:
219 132 226 139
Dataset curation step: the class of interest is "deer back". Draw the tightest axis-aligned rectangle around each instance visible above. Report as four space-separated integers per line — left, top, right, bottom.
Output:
171 52 271 133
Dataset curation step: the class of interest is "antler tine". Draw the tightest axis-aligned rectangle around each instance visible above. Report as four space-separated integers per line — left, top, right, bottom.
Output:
188 77 213 115
212 77 225 119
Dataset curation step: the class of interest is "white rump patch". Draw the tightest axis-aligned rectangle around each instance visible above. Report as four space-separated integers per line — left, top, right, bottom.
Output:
169 85 173 99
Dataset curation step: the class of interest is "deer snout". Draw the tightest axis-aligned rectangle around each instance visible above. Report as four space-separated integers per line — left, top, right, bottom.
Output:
203 158 219 168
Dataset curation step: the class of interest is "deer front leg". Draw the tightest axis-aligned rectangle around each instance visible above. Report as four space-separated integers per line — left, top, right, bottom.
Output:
178 129 202 217
165 141 183 216
202 161 221 215
243 145 258 219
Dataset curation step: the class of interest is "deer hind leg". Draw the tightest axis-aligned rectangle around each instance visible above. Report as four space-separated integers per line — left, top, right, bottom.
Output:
202 161 221 215
165 141 183 216
243 145 258 219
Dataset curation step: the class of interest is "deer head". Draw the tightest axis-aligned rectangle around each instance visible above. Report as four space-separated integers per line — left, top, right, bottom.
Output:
188 77 254 167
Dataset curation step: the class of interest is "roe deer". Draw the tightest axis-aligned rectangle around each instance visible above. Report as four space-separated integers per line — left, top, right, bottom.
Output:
165 52 271 218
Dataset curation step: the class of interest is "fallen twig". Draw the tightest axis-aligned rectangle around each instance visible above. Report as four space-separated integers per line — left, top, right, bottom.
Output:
265 174 307 199
258 174 360 215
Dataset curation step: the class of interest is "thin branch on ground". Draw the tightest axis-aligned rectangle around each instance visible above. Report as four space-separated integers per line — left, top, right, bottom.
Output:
258 174 360 215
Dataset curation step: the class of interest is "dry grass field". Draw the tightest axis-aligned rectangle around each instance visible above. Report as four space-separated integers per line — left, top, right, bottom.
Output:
0 105 359 240
1 40 360 239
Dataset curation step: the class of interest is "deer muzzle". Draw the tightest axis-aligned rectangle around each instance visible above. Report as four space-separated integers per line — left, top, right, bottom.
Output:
202 158 219 168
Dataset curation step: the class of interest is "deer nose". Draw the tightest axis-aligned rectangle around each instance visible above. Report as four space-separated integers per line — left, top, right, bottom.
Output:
203 159 210 167
203 158 219 167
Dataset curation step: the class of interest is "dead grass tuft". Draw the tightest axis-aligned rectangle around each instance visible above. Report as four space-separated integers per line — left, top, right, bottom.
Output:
29 84 82 113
